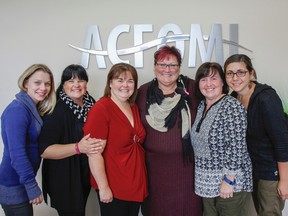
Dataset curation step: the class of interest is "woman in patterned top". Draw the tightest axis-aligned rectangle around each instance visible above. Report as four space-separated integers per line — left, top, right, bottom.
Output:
190 62 253 216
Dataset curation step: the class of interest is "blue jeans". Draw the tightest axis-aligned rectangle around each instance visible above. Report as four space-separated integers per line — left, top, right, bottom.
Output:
1 202 33 216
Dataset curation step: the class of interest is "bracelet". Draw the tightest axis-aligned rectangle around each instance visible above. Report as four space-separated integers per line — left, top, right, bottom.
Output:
75 143 81 155
223 175 236 186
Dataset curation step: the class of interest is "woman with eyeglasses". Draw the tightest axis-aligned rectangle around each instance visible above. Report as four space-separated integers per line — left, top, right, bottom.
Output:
224 54 288 216
190 62 252 216
136 45 203 216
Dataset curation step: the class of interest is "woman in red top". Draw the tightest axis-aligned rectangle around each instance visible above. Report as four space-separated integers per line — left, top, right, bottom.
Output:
83 63 148 216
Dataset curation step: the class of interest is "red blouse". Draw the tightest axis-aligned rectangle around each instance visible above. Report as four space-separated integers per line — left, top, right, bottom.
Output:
83 97 148 202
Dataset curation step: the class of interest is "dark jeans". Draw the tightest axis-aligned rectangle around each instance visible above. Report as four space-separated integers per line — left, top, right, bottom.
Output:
1 202 33 216
96 190 141 216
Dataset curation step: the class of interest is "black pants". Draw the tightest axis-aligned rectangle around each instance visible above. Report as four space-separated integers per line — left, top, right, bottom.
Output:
96 190 141 216
1 202 33 216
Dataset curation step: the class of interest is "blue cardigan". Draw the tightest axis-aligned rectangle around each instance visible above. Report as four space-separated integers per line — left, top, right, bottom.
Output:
0 91 42 205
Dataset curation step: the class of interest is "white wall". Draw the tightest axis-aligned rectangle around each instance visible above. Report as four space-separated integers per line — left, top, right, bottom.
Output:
0 0 287 215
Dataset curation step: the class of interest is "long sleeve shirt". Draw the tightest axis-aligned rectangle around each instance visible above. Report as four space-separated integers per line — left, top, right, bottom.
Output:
0 91 42 205
190 95 253 198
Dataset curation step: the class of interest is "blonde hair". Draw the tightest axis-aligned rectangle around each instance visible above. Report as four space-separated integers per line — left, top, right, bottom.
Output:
18 64 56 116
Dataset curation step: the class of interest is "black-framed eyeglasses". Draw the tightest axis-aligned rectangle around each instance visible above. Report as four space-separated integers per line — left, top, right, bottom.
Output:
156 63 179 70
225 70 248 78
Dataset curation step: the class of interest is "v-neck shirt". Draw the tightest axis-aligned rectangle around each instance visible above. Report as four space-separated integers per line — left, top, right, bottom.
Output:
83 97 148 202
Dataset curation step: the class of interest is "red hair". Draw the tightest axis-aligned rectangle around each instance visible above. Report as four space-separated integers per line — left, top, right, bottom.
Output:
154 45 182 66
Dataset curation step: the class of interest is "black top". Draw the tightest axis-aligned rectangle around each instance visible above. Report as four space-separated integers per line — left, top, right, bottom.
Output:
232 82 288 180
38 100 91 213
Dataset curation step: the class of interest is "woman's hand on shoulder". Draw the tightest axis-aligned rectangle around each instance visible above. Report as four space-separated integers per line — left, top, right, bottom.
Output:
93 139 106 154
79 134 106 155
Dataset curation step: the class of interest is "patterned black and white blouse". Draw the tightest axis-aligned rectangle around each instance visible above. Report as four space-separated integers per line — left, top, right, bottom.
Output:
190 95 253 198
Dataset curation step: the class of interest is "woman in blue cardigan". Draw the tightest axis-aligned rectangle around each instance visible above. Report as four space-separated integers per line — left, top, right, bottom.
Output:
0 64 56 216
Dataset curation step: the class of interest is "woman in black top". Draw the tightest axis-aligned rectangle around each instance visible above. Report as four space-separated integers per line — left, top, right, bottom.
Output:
224 54 288 215
39 64 104 216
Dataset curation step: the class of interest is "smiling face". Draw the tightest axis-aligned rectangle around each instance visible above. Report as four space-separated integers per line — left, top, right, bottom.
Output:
199 70 224 105
225 62 254 95
154 54 180 90
24 70 52 104
109 71 135 103
63 77 87 105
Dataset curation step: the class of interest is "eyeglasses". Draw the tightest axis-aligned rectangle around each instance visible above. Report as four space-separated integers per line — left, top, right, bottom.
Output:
225 70 248 78
156 63 179 70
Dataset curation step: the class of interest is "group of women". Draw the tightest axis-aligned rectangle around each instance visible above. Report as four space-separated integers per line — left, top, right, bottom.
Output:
0 45 287 216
